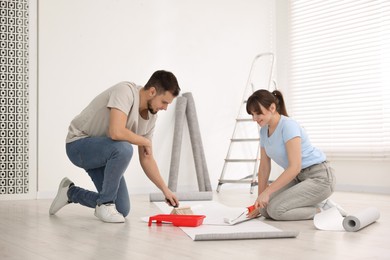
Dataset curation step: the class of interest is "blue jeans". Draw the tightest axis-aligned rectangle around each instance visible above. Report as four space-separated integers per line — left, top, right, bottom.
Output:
65 137 133 217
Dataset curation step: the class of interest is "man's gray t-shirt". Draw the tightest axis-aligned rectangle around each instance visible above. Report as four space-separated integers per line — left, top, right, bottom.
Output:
66 81 157 143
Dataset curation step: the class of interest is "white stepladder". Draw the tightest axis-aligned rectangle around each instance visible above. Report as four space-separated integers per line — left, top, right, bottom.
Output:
216 53 275 194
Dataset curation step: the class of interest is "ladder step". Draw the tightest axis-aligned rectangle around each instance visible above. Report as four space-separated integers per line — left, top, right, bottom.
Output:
231 138 259 142
218 179 253 184
217 53 274 194
225 159 257 162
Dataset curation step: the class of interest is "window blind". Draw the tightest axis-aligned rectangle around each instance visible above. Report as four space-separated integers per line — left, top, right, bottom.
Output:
289 0 390 159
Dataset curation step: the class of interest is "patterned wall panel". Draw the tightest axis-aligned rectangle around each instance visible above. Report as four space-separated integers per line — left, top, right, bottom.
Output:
0 0 29 195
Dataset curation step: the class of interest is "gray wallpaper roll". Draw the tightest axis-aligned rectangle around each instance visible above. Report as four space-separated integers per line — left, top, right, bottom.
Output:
149 191 213 202
199 136 212 192
194 231 299 241
342 207 380 232
168 96 188 192
182 92 212 192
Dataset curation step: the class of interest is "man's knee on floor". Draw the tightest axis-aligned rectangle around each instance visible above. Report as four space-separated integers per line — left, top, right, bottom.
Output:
117 203 130 217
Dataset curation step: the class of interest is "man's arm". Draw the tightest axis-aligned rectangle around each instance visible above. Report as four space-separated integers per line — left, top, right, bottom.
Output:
138 145 179 207
108 108 150 146
108 107 179 206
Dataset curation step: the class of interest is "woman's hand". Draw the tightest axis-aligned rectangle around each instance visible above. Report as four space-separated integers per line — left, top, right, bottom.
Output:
255 190 270 209
247 207 261 218
247 190 270 218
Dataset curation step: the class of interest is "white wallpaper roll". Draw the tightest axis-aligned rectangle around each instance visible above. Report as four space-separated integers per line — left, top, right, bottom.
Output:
314 207 380 232
342 207 380 232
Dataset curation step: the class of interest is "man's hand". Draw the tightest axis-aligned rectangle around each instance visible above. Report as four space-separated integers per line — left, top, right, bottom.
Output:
164 189 179 208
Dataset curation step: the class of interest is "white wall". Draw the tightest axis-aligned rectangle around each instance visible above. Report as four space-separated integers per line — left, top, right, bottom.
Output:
274 0 390 194
38 0 276 197
38 0 389 198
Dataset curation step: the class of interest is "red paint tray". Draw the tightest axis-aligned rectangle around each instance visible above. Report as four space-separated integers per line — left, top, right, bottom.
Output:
148 214 206 227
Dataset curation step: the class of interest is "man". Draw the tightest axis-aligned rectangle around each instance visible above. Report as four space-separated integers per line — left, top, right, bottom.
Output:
49 70 180 223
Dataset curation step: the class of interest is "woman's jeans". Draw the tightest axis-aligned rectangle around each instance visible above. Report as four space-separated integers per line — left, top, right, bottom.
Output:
260 161 336 221
66 137 133 217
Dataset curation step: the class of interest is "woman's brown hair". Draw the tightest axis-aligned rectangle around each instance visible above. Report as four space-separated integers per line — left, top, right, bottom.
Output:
246 89 288 116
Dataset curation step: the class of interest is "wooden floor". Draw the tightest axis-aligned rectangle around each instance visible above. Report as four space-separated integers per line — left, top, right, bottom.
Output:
0 190 389 260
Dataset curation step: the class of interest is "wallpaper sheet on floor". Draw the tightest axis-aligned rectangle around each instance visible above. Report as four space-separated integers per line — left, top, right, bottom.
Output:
152 201 299 241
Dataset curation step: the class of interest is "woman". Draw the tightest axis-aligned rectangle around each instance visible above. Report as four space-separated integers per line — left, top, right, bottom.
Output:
246 89 346 221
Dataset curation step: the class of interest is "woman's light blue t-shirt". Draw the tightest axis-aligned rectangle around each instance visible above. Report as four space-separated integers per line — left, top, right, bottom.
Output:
260 115 326 170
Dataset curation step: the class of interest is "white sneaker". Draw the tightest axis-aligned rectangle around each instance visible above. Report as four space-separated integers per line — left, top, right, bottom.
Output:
320 199 348 216
94 204 125 223
49 177 73 215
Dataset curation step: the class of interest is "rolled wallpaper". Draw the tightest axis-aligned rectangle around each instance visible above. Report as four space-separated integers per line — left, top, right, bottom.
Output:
342 207 380 232
314 206 380 232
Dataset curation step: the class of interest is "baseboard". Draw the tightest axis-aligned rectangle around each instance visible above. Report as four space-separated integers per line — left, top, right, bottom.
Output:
35 184 390 200
37 185 201 200
335 184 390 195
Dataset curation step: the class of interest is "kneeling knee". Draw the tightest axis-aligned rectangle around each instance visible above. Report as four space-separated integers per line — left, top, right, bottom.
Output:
114 142 134 159
266 205 285 220
117 203 130 217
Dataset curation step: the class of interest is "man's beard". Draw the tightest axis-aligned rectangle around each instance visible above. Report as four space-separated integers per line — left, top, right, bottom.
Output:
147 101 157 114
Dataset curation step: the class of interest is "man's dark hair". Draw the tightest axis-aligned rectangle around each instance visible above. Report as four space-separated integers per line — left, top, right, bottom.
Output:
144 70 180 96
